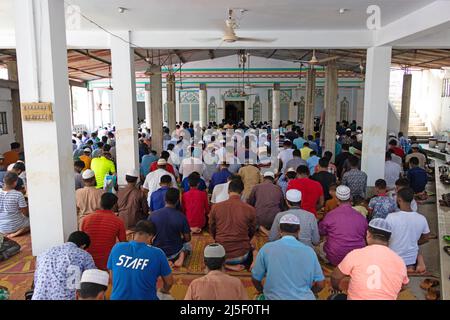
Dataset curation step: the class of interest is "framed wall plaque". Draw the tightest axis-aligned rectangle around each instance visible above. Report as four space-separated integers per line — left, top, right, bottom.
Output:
21 102 54 121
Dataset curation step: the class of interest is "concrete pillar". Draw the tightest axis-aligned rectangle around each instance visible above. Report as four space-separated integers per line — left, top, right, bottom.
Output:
272 83 281 129
14 0 77 255
69 85 74 128
144 83 151 129
166 73 176 131
324 61 338 159
6 61 23 147
150 65 163 154
87 89 95 132
199 83 207 127
304 68 316 136
355 87 365 126
110 32 139 185
361 46 392 186
399 73 412 136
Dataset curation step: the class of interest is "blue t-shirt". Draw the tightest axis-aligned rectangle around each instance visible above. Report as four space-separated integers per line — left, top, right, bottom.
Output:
149 207 190 257
141 154 158 177
251 235 324 300
181 177 207 193
149 186 170 211
107 241 172 300
407 167 428 193
208 169 232 192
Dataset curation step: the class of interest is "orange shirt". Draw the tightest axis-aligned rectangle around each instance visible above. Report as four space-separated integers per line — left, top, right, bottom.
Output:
79 155 92 170
3 150 19 167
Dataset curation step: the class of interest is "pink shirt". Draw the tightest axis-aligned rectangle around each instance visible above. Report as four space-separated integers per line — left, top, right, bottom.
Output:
338 244 409 300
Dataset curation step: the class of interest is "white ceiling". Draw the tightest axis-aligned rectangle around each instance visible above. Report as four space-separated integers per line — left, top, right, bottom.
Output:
0 0 435 31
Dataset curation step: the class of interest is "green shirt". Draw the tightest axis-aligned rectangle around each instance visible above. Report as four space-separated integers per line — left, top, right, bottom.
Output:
90 156 116 189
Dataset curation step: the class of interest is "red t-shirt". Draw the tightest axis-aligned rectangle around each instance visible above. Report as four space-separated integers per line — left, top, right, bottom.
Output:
390 146 405 158
287 177 324 216
150 161 176 176
181 188 210 228
80 210 126 270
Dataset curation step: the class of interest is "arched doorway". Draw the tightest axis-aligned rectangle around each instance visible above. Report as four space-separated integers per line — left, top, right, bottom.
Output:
224 101 245 123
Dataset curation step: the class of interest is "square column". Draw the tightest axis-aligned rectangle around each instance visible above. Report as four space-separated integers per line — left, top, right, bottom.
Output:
324 61 338 158
14 0 77 255
144 84 151 129
87 89 95 132
150 66 163 154
272 83 280 129
199 83 207 127
361 46 392 186
166 73 176 131
400 73 412 136
110 32 139 185
304 68 316 136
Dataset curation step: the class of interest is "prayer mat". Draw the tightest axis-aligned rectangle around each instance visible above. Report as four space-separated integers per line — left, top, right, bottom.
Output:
1 233 418 300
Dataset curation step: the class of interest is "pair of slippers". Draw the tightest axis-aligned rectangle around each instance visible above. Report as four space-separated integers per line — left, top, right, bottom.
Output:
420 279 440 300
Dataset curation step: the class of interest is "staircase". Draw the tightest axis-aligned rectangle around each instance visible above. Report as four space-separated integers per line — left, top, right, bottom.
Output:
389 73 432 142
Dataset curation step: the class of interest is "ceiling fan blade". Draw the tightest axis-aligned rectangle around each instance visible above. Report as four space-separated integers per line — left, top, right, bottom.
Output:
236 37 276 43
317 56 340 64
191 37 223 42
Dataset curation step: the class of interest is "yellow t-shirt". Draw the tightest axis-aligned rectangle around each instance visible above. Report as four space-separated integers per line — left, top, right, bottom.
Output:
90 156 116 189
300 147 313 160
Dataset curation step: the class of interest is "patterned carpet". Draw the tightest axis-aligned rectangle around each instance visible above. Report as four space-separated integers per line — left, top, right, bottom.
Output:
0 232 417 300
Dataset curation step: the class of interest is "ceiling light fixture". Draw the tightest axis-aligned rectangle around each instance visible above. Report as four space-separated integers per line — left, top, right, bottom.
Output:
117 7 127 13
339 8 348 14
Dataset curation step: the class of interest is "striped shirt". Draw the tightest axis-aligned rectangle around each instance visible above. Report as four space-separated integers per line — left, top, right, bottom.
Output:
80 210 126 270
0 189 28 234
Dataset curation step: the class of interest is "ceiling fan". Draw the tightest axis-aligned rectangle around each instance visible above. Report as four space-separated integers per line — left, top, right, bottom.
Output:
194 9 276 43
294 49 340 66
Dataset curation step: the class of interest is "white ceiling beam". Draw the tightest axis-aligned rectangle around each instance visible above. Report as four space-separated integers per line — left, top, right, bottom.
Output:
0 30 109 49
375 0 450 47
394 28 450 49
130 30 374 49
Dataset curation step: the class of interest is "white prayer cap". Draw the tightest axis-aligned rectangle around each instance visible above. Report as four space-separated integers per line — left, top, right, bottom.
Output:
264 141 270 146
286 189 302 202
388 132 396 137
369 218 392 233
356 129 362 134
198 140 205 145
280 213 300 225
286 167 296 173
83 148 91 153
346 128 351 132
204 243 226 258
82 169 95 180
157 158 167 165
126 169 139 178
263 171 275 178
80 269 109 287
336 185 351 201
219 139 226 144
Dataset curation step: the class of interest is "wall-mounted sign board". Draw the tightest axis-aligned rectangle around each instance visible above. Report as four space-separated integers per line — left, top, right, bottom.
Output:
21 102 53 121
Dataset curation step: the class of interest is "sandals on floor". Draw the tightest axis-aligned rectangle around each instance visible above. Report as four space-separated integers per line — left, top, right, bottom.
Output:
444 246 450 256
426 287 441 300
420 278 440 290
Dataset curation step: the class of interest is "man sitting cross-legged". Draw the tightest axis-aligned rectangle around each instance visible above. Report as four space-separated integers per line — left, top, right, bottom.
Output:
386 187 430 274
107 220 173 300
209 178 257 272
0 172 29 238
330 218 409 300
149 188 191 268
252 214 325 300
184 243 248 300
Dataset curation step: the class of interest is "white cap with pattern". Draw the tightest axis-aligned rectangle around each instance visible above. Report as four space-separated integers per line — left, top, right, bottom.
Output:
80 269 109 286
82 169 95 180
369 218 392 233
280 213 300 225
204 243 226 258
336 185 351 201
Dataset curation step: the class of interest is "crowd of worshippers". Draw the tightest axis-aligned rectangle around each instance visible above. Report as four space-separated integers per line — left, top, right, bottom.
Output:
0 119 433 300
